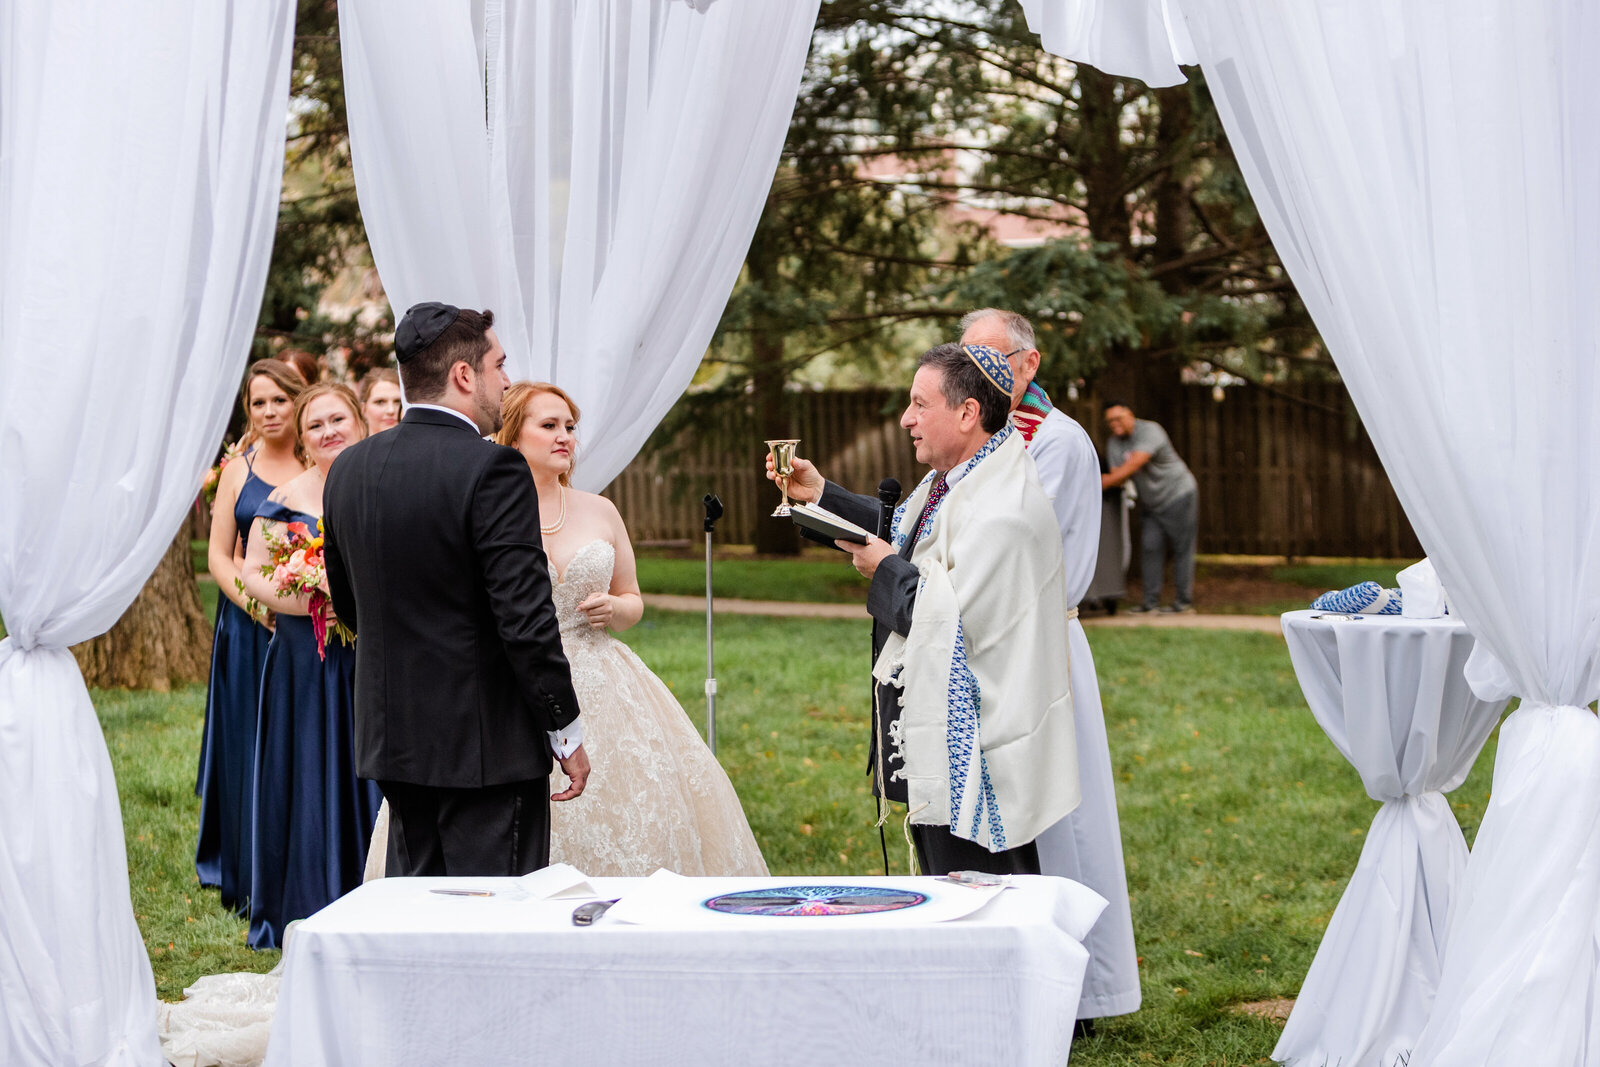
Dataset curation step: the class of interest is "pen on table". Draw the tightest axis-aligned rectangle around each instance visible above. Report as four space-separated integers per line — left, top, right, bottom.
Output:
430 888 495 897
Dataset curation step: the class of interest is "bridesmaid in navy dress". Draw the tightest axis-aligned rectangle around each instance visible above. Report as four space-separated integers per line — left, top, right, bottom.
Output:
240 382 382 950
196 359 307 911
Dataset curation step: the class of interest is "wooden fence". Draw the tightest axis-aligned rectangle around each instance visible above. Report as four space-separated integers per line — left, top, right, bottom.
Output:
602 381 1424 559
1135 381 1422 558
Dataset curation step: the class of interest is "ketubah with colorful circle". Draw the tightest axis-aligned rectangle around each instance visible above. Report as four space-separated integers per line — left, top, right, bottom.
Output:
702 885 928 916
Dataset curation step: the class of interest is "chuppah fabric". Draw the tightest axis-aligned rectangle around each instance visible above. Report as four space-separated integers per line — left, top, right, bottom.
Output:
337 0 819 489
1017 1 1600 1061
0 2 295 1063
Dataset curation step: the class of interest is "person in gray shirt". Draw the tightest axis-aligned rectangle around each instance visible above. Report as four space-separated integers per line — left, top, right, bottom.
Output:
1101 402 1198 613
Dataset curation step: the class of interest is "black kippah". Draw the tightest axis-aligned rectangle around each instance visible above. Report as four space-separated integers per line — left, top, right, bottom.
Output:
394 302 461 363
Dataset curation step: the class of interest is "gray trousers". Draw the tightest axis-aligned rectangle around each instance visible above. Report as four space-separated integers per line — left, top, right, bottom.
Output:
1140 490 1197 608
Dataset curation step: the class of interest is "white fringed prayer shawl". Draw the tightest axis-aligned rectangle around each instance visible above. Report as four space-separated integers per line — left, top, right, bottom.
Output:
873 428 1080 851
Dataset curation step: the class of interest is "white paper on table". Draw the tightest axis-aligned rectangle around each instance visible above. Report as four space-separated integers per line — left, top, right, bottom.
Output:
518 863 600 900
604 870 1008 929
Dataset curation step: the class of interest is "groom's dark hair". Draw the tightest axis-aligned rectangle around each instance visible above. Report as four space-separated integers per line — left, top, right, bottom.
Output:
399 308 496 402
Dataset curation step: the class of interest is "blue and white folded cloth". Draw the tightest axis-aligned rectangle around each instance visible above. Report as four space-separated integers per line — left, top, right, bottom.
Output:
1311 581 1403 615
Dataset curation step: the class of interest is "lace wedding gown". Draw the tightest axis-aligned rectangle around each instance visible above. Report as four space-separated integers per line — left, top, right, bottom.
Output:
546 539 767 876
363 539 766 879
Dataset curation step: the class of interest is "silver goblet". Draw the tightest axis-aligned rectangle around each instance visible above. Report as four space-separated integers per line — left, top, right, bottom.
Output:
765 438 801 517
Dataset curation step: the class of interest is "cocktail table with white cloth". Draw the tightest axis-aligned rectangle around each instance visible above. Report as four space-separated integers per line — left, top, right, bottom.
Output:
1274 610 1509 1067
262 871 1107 1067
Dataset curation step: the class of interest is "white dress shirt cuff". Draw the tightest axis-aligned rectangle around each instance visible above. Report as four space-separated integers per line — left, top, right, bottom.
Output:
548 719 583 759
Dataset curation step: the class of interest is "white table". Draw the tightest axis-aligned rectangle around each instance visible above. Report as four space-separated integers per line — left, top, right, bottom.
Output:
1275 611 1509 1067
262 874 1105 1067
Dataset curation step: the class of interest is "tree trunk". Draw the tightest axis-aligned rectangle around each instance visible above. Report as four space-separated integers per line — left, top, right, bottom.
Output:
1152 84 1195 285
745 223 801 556
750 336 801 556
1074 67 1135 252
73 525 213 691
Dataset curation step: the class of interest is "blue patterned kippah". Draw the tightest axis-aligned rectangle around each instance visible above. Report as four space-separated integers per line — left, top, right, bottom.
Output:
1311 581 1403 615
962 344 1014 397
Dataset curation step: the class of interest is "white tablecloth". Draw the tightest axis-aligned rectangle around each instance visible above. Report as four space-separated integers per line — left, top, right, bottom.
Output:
262 874 1105 1067
1275 611 1509 1067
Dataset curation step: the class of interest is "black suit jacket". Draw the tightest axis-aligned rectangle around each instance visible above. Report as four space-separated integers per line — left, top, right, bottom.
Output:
815 481 921 804
323 407 580 788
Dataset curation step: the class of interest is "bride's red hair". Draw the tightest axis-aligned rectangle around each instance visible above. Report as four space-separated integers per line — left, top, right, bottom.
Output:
497 381 581 487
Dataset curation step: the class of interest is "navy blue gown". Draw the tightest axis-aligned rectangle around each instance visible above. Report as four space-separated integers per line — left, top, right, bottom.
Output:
195 454 276 911
246 500 382 951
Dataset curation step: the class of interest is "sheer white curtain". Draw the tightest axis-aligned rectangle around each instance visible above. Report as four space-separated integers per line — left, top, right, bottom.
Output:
1025 1 1600 1061
1180 6 1600 1063
1014 0 1192 88
340 0 819 489
0 3 294 1064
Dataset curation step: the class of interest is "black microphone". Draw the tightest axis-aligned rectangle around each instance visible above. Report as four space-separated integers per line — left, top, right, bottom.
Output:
702 493 724 533
876 478 901 540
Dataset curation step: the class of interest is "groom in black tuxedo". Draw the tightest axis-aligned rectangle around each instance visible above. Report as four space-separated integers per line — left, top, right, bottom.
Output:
323 302 588 877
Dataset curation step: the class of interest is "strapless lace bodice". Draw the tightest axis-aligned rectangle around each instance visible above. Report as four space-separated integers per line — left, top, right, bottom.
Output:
550 540 617 647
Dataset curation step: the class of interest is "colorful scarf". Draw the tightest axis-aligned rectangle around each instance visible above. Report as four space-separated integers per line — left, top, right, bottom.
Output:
1009 381 1054 445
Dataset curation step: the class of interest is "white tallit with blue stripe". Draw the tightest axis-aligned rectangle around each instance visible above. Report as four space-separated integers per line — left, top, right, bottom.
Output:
873 427 1081 852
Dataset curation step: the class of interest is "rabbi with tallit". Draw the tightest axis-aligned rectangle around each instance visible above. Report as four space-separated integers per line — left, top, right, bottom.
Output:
769 341 1079 876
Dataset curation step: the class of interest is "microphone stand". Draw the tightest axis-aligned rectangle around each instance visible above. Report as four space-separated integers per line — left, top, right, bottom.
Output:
702 493 724 755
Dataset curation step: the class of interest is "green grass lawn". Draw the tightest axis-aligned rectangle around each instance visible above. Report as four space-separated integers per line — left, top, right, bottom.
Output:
98 611 1504 1064
1271 560 1410 591
189 538 1415 617
635 552 870 603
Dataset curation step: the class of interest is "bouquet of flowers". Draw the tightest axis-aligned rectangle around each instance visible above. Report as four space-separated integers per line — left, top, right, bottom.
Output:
201 440 246 506
257 517 353 659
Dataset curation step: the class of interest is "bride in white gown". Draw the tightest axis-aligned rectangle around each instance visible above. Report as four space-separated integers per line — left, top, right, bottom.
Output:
364 382 766 880
496 381 766 877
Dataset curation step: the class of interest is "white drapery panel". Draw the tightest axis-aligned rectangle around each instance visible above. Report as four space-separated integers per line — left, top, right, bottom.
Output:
1279 614 1508 1065
340 0 819 490
0 2 295 1063
1027 2 1600 1061
1014 0 1193 88
1178 6 1600 1063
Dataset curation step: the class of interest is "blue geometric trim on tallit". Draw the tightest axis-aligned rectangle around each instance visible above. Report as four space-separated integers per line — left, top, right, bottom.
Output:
890 423 1015 553
890 471 938 553
946 617 979 833
944 618 1004 849
974 753 1005 850
1311 581 1402 615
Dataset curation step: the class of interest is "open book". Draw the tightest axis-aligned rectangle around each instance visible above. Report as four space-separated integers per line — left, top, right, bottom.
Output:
789 501 872 545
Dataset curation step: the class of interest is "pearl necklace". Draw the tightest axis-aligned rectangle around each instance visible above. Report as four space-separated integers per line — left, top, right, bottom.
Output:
540 486 567 535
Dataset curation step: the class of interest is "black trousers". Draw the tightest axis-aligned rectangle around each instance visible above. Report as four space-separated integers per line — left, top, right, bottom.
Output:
910 823 1041 877
377 778 551 877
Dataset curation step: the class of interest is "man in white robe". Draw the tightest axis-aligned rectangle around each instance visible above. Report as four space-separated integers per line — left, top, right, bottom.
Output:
961 309 1142 1026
